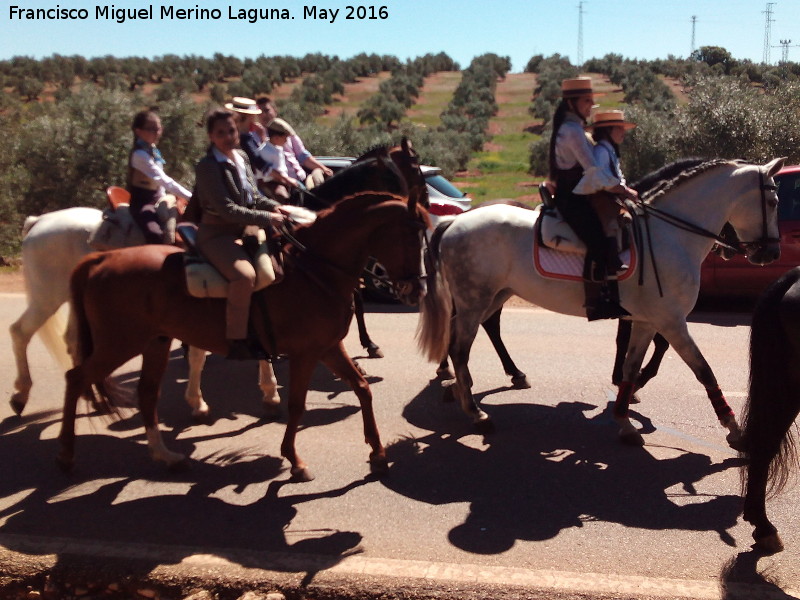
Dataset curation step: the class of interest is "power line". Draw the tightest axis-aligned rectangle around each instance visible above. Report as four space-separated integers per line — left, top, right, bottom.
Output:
763 2 776 64
774 39 799 63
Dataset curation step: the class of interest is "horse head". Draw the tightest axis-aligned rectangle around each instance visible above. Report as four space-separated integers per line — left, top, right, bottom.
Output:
311 151 408 209
365 193 430 306
729 157 784 266
357 140 429 211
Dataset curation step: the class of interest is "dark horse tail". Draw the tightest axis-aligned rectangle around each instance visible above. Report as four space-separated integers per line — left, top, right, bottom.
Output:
741 267 800 498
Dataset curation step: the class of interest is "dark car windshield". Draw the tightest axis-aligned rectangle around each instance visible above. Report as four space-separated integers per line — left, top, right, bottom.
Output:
777 172 800 221
425 174 466 199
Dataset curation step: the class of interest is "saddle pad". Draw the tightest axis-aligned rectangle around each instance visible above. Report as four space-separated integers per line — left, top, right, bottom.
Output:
534 240 635 282
185 243 276 299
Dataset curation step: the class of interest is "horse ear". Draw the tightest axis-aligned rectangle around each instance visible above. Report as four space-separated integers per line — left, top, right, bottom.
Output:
766 157 787 178
401 137 411 154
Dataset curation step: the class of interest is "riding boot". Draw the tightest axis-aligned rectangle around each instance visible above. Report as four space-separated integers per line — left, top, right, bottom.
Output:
584 280 630 321
582 254 605 284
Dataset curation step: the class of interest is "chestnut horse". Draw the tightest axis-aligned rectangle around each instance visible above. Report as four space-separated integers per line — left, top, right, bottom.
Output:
57 190 429 481
11 148 415 419
741 266 800 554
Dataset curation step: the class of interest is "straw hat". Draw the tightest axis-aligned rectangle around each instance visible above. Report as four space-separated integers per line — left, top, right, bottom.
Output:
587 109 637 130
224 97 261 115
266 118 296 137
561 77 601 99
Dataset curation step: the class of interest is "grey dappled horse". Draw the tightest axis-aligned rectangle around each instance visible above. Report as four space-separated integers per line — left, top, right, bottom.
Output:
418 158 784 448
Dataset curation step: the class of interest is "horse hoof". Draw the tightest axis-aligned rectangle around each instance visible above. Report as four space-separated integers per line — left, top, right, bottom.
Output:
474 418 495 435
9 395 26 416
436 367 455 381
369 455 389 475
290 467 315 482
262 405 282 422
510 374 531 389
754 532 784 555
441 383 456 403
366 344 384 359
629 392 642 405
192 410 212 425
619 430 645 446
726 431 747 452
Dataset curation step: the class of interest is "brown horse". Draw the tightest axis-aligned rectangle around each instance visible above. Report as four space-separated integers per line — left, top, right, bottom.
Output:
57 191 430 481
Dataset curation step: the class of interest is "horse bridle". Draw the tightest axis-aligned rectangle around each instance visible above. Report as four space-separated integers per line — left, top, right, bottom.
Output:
275 210 428 297
638 166 779 256
632 166 779 297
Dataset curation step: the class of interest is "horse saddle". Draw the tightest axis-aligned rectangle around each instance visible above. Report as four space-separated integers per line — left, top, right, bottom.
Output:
533 187 636 281
88 195 178 250
178 224 277 299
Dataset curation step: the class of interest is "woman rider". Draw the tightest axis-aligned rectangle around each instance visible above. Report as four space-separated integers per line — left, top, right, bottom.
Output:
548 77 637 320
194 109 290 360
128 110 192 244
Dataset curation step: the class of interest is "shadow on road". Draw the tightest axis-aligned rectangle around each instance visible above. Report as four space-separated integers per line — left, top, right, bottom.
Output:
0 345 384 580
383 379 743 555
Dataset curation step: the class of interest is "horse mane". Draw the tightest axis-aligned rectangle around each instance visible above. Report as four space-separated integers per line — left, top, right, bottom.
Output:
638 158 742 204
357 143 396 161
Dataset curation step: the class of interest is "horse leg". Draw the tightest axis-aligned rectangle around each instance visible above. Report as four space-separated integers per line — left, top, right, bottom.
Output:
9 301 61 415
614 321 656 446
258 359 281 419
636 333 670 390
322 341 388 474
280 356 317 482
184 345 210 421
449 309 491 430
612 320 631 387
482 307 529 389
57 350 130 471
139 337 186 468
743 452 784 554
657 320 742 448
354 288 382 358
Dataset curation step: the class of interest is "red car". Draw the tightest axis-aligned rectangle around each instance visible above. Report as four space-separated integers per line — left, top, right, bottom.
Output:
700 164 800 299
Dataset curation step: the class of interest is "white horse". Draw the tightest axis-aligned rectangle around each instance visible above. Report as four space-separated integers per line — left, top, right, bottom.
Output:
9 206 280 419
417 158 785 447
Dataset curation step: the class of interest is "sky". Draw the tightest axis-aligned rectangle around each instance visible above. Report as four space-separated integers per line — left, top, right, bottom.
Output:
0 0 796 72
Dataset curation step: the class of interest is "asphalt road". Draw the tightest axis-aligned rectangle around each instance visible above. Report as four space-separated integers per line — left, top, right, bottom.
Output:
0 291 798 599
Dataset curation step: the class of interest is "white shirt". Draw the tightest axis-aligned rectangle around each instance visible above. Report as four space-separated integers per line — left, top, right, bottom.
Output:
130 148 192 199
255 141 289 182
555 113 619 195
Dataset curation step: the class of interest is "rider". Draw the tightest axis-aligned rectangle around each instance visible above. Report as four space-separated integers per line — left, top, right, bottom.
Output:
194 108 289 360
577 109 639 274
255 96 333 189
127 110 192 244
548 77 637 321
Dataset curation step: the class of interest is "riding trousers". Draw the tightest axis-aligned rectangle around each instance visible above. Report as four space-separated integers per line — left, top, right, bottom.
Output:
196 223 257 340
129 186 166 245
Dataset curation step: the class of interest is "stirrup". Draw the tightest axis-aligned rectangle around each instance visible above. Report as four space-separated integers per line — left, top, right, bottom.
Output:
586 300 631 322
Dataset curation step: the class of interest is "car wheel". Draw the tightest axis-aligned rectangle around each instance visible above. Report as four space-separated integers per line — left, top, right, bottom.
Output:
362 257 400 303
